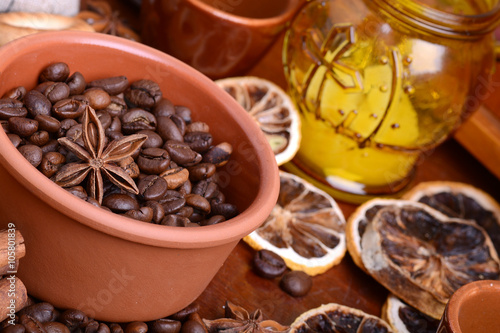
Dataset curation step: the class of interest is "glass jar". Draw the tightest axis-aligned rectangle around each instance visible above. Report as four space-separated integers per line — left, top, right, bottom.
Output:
283 0 500 203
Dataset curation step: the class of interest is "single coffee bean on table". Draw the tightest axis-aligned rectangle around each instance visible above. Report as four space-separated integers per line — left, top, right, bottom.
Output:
2 62 239 227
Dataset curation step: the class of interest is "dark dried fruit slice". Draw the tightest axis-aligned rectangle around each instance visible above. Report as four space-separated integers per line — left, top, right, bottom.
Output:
361 202 500 319
382 294 439 333
290 303 393 333
244 171 346 276
403 181 500 254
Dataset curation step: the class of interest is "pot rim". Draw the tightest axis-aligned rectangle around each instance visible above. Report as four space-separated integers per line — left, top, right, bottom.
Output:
0 31 280 249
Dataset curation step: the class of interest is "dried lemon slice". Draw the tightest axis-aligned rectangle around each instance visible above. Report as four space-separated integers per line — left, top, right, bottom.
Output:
243 171 346 276
290 303 393 333
382 294 440 333
361 201 500 319
403 181 500 254
216 76 301 166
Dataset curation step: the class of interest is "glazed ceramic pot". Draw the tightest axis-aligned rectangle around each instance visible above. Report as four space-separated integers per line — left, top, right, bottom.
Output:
0 31 279 322
140 0 305 79
437 280 500 333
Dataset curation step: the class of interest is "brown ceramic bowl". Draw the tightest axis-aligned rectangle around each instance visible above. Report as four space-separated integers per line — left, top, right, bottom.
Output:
437 280 500 333
0 31 279 322
140 0 306 79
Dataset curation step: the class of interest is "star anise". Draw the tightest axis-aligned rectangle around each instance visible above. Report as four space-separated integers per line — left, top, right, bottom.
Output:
54 106 147 204
203 301 290 333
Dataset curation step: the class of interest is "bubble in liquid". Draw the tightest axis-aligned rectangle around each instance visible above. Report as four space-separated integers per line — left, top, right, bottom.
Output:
338 109 345 115
371 113 378 118
404 85 415 95
379 85 388 92
391 123 400 129
404 56 413 65
379 55 389 64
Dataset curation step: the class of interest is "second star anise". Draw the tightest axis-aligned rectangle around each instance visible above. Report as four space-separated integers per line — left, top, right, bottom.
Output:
54 105 147 204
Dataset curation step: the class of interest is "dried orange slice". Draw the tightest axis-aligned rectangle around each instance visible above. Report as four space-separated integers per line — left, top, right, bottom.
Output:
403 181 500 254
215 76 301 166
243 171 346 276
290 303 393 332
361 201 500 319
382 294 440 333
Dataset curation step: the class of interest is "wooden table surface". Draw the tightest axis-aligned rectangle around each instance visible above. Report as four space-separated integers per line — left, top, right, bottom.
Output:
91 0 500 325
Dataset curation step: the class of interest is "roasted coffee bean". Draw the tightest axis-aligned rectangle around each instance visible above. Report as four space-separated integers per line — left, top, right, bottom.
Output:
117 156 140 179
19 314 44 333
144 201 165 224
160 167 189 190
176 206 193 218
185 194 210 214
161 191 186 214
105 117 122 139
29 131 50 146
96 323 111 333
52 99 86 119
200 215 225 226
178 180 192 196
137 129 163 149
66 72 86 95
57 309 89 331
280 271 312 297
170 115 186 136
179 320 204 333
160 214 189 227
9 117 38 137
153 98 175 118
2 86 26 100
192 180 219 200
102 193 140 213
169 303 200 322
57 119 78 138
84 196 101 208
125 79 162 108
40 152 66 177
41 140 59 154
44 82 70 103
125 322 147 333
89 76 129 95
97 110 112 130
183 132 212 153
35 81 55 94
83 320 99 333
148 318 181 333
105 96 127 117
156 116 183 142
0 98 27 119
109 324 123 333
66 186 88 200
43 322 70 333
1 324 25 333
188 210 204 223
7 133 22 147
164 140 202 166
84 88 111 110
39 62 70 82
18 302 57 323
124 207 154 222
202 142 232 167
35 114 61 133
121 108 157 133
65 124 84 146
137 148 170 174
187 163 216 182
253 249 286 279
185 122 209 134
138 175 168 201
211 202 238 220
174 105 192 124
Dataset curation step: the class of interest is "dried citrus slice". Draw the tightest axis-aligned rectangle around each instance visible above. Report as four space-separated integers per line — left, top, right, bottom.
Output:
382 294 440 333
215 76 301 166
290 303 393 333
403 181 500 254
243 171 346 276
361 201 500 319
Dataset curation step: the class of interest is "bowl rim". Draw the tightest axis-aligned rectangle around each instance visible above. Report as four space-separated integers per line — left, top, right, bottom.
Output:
0 31 280 249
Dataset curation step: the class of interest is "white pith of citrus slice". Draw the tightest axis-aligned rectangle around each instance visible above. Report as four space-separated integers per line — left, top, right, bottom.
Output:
381 294 440 333
402 181 500 254
290 303 393 333
215 76 301 166
360 200 500 319
243 171 346 276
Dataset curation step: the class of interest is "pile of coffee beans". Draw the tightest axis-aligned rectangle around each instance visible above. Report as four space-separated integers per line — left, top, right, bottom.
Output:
0 300 206 333
252 250 312 297
0 62 238 226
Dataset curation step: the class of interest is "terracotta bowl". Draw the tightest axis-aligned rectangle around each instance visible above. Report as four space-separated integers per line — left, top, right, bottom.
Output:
437 280 500 333
0 31 279 322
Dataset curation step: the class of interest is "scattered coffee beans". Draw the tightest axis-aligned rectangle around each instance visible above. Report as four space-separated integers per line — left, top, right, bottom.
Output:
253 250 287 279
279 271 313 297
1 62 239 227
